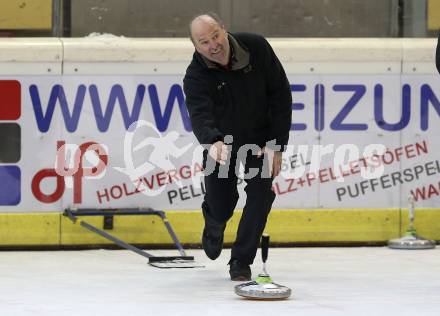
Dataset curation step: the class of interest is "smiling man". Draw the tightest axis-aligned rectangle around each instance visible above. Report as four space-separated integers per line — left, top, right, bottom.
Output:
183 13 292 281
190 15 231 66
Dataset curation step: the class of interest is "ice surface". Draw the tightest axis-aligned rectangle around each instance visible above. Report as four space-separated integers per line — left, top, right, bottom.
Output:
0 247 439 316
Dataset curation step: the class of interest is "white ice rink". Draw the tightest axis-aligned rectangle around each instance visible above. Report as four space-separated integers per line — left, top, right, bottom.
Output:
1 247 439 316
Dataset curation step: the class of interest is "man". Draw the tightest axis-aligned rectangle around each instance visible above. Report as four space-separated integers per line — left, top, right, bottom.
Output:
183 13 292 281
437 30 440 74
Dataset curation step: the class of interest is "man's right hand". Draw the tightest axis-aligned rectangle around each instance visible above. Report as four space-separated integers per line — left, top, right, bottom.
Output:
209 140 229 165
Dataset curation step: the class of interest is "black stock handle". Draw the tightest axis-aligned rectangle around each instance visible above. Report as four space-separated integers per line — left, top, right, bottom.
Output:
261 234 270 263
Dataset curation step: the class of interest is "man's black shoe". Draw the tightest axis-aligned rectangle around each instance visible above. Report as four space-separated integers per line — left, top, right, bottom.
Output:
202 227 224 260
229 259 251 281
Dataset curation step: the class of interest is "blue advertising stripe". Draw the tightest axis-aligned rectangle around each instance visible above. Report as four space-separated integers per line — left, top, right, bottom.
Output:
0 166 21 205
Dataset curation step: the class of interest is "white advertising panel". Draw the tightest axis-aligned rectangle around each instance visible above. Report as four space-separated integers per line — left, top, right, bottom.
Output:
400 75 440 208
1 73 440 212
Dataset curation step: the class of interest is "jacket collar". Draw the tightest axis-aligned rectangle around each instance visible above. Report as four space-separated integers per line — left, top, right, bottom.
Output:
198 33 250 70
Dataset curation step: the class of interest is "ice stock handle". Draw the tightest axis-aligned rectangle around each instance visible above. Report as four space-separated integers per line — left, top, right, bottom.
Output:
261 234 270 263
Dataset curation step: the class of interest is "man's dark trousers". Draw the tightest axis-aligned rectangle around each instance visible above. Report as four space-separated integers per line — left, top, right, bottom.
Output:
202 150 276 264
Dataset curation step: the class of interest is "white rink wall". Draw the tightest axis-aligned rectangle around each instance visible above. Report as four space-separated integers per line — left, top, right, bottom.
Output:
0 37 436 75
0 37 439 246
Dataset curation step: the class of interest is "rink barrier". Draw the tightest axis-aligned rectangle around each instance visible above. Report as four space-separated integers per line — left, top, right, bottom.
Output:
0 38 438 246
0 37 437 75
0 209 439 247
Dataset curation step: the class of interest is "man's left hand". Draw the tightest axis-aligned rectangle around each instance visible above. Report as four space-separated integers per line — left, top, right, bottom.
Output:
257 147 282 178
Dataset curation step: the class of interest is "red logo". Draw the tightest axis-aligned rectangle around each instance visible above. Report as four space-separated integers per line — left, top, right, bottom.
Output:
32 141 108 203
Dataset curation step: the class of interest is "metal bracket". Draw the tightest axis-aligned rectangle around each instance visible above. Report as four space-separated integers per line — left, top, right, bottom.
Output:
103 215 113 230
63 208 203 268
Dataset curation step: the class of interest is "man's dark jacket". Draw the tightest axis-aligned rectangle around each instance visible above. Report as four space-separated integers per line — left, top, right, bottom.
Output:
183 32 292 151
437 31 440 74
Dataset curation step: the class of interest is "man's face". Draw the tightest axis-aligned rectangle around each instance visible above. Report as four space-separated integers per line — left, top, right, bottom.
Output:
191 17 230 66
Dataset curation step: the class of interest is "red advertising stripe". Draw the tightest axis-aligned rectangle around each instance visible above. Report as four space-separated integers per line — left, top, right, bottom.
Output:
0 80 21 120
